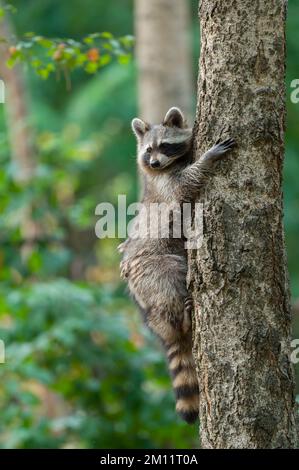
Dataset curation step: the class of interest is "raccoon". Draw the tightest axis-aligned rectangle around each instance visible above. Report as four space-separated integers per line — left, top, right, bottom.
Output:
119 107 235 424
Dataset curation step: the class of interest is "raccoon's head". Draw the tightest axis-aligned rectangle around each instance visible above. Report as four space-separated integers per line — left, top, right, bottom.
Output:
131 107 192 172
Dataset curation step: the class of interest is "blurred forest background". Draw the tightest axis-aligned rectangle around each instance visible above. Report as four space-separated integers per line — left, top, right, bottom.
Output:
0 0 298 449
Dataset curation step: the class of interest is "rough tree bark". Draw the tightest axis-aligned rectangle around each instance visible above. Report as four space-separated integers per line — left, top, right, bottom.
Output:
189 0 298 448
134 0 193 122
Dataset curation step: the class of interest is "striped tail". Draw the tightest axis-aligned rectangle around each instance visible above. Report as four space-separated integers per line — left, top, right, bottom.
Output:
166 341 199 424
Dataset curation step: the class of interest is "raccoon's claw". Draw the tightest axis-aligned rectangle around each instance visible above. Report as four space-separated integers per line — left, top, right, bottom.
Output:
117 241 127 253
212 138 236 155
184 296 194 313
220 137 236 149
120 261 129 279
182 297 193 334
203 137 235 162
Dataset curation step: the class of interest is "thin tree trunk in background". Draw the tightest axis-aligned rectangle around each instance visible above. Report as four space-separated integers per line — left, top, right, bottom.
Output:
190 0 298 448
0 16 35 182
135 0 193 122
0 12 40 245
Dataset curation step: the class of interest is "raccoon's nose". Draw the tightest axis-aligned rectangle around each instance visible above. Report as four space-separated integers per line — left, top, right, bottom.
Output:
150 160 160 168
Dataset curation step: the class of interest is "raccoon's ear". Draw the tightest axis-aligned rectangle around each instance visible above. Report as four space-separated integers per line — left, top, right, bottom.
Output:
163 107 185 128
131 118 149 139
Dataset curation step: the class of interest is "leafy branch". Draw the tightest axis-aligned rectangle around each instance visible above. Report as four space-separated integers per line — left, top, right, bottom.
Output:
0 3 134 86
6 32 134 84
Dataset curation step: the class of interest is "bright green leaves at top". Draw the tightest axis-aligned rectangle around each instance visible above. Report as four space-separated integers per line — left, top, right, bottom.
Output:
6 32 134 85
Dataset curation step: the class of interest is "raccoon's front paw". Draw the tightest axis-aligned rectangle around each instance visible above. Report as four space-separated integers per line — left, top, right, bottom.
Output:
204 138 236 162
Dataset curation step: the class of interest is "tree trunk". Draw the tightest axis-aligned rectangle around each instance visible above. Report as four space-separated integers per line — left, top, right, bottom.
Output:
0 10 40 248
134 0 193 122
190 0 298 448
0 15 36 182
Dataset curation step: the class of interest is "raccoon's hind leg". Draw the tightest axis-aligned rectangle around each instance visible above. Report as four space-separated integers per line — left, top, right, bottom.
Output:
128 254 199 423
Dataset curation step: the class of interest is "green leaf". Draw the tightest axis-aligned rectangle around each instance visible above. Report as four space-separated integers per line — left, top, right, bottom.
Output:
36 68 51 79
99 54 111 67
35 37 54 48
84 61 98 74
27 251 43 272
117 54 131 65
24 32 35 38
31 58 42 68
100 32 113 39
75 53 87 66
120 35 135 48
6 53 20 68
83 36 94 45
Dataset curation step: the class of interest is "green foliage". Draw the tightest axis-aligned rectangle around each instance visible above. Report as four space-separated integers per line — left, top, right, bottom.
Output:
6 33 134 82
0 2 133 85
0 2 17 18
0 280 197 448
0 7 194 442
0 105 196 446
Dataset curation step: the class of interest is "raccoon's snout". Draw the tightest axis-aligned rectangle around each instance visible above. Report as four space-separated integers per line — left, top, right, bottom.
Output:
150 160 160 168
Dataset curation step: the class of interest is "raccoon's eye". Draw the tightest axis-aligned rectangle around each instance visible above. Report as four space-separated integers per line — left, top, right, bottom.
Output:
159 143 173 155
146 146 152 153
159 142 186 157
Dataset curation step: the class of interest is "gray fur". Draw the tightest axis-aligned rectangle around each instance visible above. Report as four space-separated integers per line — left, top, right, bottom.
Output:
120 107 235 424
